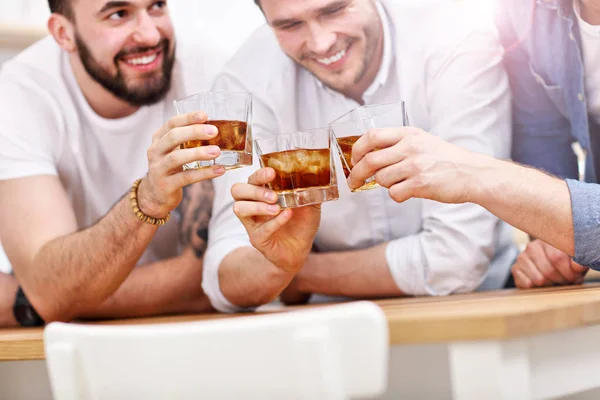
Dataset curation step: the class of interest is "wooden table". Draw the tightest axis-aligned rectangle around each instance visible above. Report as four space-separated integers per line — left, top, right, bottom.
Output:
3 285 600 399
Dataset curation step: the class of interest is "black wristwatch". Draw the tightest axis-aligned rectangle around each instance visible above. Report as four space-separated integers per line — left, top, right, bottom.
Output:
13 286 45 327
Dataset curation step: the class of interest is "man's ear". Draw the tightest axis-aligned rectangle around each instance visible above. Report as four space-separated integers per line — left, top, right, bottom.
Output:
48 13 77 53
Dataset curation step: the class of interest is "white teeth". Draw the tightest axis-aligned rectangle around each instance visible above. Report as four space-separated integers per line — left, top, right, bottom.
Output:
124 53 158 66
317 49 346 66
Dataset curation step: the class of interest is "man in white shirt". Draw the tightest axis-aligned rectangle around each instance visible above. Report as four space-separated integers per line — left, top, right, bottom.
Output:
0 0 225 326
202 0 517 312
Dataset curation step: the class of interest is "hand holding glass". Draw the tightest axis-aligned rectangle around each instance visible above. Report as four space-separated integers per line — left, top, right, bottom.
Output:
254 128 339 208
173 92 253 170
330 101 409 192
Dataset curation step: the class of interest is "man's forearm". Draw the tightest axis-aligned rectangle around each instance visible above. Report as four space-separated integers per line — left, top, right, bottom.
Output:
77 248 212 320
22 195 158 322
473 155 575 256
218 247 296 308
0 273 18 327
296 243 404 298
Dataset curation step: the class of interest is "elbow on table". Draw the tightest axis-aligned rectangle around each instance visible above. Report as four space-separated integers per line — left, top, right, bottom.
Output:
26 284 102 323
29 295 78 323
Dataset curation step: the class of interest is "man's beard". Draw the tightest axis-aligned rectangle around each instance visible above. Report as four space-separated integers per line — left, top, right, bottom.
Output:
353 23 379 85
75 34 175 107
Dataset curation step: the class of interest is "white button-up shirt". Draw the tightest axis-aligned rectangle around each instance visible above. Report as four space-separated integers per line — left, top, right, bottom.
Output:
203 0 517 312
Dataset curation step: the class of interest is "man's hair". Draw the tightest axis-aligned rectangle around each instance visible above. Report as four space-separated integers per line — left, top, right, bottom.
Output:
48 0 73 18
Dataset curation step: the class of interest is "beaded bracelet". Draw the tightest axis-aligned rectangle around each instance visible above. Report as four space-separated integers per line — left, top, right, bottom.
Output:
129 179 170 226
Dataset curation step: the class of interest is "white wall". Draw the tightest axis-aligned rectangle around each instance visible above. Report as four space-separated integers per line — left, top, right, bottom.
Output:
0 0 265 68
0 0 266 273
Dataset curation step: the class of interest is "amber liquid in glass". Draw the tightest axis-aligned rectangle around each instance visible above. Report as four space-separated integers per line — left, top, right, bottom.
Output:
181 120 247 151
261 148 331 192
336 135 379 191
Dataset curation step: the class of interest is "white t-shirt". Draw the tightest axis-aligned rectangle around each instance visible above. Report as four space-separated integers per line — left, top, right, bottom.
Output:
0 37 211 268
575 0 600 124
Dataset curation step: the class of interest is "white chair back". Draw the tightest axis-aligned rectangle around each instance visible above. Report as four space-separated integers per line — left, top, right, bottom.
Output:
44 301 389 400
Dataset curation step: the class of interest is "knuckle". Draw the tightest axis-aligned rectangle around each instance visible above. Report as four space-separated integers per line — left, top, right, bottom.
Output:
195 124 208 136
411 174 426 191
519 280 533 290
532 276 546 287
403 137 418 154
165 150 181 168
547 251 564 266
165 130 177 148
253 185 264 199
167 117 178 131
193 146 207 159
407 157 422 175
179 173 193 188
363 152 377 169
389 187 404 202
540 268 555 280
374 171 389 188
233 202 243 217
367 128 381 143
195 111 207 122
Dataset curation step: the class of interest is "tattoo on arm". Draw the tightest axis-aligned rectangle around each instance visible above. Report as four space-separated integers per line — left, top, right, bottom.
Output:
178 181 215 258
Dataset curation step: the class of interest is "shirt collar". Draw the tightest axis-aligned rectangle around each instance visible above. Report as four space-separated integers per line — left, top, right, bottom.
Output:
574 0 600 36
314 1 394 98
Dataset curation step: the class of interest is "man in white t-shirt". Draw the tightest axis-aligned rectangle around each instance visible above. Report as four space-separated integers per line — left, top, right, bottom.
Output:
496 0 600 288
0 0 226 326
201 0 517 313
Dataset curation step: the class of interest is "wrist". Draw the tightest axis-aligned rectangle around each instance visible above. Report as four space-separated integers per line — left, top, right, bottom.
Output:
468 153 507 206
269 248 312 275
293 254 316 293
136 178 169 219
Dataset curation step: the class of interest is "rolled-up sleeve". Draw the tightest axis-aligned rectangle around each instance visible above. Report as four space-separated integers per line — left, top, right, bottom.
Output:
385 15 513 295
202 72 280 313
566 179 600 269
202 165 255 313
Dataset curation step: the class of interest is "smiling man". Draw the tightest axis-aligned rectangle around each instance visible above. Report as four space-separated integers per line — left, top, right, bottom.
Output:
0 0 224 326
202 0 517 312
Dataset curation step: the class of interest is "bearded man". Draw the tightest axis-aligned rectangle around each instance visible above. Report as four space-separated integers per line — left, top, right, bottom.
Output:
0 0 223 326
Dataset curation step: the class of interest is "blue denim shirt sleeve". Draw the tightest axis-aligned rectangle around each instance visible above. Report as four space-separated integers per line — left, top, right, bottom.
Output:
496 2 579 179
566 179 600 269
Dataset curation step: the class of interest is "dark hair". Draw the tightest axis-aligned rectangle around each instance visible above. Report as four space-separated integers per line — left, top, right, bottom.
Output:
254 0 261 8
48 0 73 18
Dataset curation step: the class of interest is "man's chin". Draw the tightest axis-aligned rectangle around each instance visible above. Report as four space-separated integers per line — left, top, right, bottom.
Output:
314 72 355 93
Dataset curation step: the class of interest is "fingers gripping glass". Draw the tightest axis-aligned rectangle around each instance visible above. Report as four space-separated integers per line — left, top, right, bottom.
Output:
254 128 340 209
329 101 409 192
173 92 253 170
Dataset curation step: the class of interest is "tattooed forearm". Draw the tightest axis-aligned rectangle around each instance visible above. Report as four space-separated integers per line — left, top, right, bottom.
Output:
178 180 215 258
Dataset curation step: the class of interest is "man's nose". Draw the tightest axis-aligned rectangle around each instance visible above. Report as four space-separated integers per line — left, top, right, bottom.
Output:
305 22 337 55
131 12 161 46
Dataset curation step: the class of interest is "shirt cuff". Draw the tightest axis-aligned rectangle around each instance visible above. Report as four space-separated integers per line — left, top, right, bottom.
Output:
202 239 257 313
565 179 600 269
384 235 430 296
